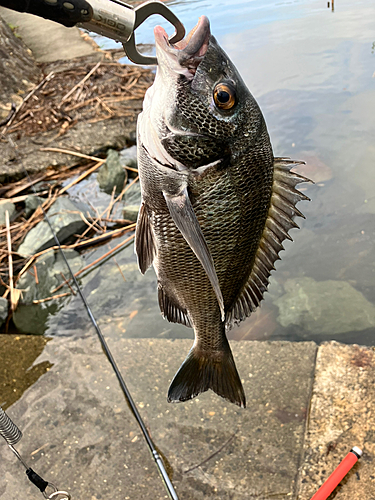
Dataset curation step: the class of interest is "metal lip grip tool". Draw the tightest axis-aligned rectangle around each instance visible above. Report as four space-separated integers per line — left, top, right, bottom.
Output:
0 0 185 65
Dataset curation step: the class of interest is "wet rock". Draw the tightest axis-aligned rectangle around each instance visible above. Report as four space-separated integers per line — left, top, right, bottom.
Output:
123 205 140 222
24 194 43 218
12 249 83 334
120 145 137 175
0 200 15 225
124 180 141 205
97 149 126 194
274 277 375 335
122 181 141 221
0 296 8 328
17 197 88 257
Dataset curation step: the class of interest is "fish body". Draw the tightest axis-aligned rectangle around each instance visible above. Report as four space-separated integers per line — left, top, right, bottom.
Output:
135 17 309 407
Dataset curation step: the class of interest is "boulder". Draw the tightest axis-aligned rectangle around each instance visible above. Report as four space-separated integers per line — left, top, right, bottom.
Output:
274 277 375 335
24 195 43 218
0 296 8 328
12 249 83 334
17 197 88 257
97 149 126 194
120 145 138 177
123 204 140 222
0 200 15 225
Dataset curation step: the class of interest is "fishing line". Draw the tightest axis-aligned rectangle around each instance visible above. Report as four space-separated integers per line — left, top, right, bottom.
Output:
4 135 179 500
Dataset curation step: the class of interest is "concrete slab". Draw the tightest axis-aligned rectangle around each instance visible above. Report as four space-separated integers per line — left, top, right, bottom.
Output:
296 342 375 499
0 336 317 499
0 7 96 63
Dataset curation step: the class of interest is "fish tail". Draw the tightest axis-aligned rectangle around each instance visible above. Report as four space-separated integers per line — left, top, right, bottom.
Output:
167 341 246 408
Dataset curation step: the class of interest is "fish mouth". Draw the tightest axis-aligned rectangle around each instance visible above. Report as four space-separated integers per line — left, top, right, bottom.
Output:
154 16 210 77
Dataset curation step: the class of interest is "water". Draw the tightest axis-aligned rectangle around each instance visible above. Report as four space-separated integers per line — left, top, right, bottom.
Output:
17 0 375 344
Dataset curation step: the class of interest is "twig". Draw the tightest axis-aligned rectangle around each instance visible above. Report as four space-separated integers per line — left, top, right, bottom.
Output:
60 61 101 103
58 160 104 195
1 71 55 134
0 103 16 127
51 233 134 294
39 147 103 163
33 264 39 285
184 434 236 474
5 210 21 312
60 272 76 295
33 292 71 304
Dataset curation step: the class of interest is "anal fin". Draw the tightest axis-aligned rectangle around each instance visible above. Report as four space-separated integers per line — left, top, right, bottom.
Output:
158 285 192 328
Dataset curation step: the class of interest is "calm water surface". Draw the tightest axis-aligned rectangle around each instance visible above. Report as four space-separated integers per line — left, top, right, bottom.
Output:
43 0 375 345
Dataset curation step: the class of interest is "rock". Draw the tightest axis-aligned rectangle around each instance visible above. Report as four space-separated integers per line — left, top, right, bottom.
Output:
17 197 88 257
123 204 140 222
24 195 43 218
97 149 126 194
0 337 317 499
122 180 141 221
274 277 375 335
0 296 8 328
120 145 137 167
12 249 83 334
0 200 16 225
124 180 141 205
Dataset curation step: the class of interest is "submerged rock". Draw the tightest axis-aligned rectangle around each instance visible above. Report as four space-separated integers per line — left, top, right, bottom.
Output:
0 200 16 225
0 296 8 328
97 149 126 194
274 277 375 335
13 249 83 334
17 197 88 257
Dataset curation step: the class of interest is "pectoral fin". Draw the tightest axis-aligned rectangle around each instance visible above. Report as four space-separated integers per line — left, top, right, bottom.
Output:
163 188 225 320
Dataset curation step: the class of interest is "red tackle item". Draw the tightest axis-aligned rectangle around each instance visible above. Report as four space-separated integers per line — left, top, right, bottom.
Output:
310 447 362 500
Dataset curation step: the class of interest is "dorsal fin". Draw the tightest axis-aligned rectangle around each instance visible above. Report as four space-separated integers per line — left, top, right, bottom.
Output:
226 158 312 327
158 285 192 328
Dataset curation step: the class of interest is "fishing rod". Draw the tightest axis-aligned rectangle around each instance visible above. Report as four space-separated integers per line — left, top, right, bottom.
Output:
2 139 180 498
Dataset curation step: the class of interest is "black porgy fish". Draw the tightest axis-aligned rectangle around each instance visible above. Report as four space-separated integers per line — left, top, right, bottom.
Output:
135 16 310 407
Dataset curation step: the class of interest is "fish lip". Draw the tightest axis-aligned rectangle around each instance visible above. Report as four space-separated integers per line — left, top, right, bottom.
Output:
154 16 210 75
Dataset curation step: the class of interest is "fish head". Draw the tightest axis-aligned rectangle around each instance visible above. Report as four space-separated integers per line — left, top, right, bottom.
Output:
142 16 271 169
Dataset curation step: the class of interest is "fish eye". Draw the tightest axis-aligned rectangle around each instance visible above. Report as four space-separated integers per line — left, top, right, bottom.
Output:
213 82 236 110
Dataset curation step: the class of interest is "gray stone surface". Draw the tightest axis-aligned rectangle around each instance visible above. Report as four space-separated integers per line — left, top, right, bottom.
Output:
97 149 126 194
12 249 83 334
0 296 8 327
296 342 375 499
0 7 97 63
274 277 375 335
17 197 88 257
0 200 15 225
24 195 43 218
120 145 138 174
0 338 317 499
123 204 140 222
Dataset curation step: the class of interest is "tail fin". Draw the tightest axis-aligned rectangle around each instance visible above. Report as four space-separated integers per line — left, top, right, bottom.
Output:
167 345 246 408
